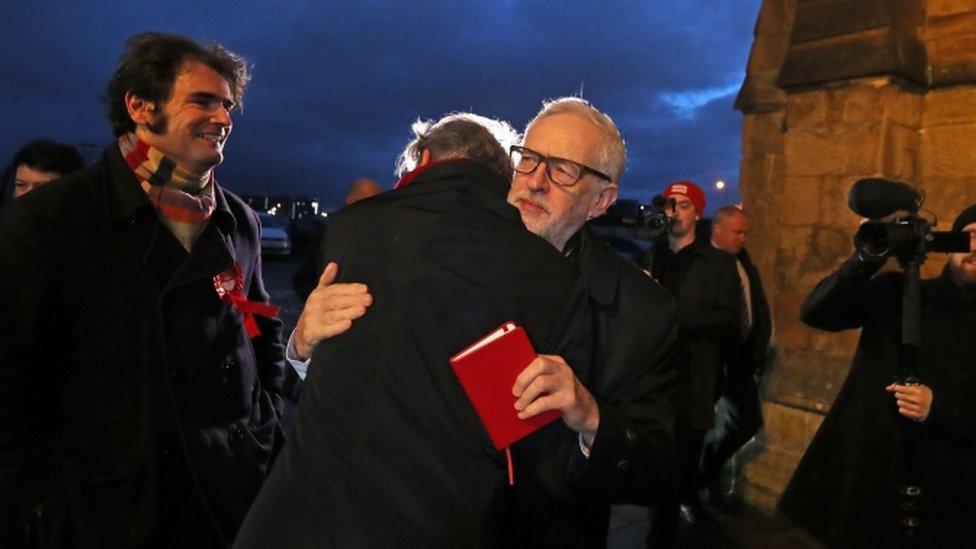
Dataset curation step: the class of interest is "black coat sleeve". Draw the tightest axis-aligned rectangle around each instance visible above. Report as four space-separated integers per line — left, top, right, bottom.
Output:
800 254 887 331
568 311 682 505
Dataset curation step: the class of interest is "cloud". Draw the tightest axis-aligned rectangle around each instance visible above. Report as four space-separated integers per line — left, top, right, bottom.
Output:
659 82 743 120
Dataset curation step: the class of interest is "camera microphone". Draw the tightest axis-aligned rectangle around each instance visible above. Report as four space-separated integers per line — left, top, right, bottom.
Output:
848 178 922 219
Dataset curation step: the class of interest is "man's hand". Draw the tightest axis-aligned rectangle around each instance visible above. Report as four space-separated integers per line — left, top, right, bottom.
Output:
886 383 933 422
513 354 600 446
293 262 372 360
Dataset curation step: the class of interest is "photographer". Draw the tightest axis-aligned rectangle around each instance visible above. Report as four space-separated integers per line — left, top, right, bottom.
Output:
778 204 976 547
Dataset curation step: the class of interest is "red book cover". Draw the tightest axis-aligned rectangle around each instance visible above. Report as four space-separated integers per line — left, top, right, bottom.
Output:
450 322 563 450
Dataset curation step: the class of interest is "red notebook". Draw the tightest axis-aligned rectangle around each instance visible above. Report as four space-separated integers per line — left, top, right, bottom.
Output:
450 322 563 450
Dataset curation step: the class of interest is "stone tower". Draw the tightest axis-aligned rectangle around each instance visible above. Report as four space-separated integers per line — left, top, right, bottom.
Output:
735 0 976 509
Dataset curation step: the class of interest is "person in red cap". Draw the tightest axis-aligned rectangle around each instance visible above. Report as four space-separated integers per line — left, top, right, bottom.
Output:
643 180 744 544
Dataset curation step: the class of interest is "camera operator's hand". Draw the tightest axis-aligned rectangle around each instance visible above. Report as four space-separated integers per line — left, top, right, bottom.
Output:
886 383 933 422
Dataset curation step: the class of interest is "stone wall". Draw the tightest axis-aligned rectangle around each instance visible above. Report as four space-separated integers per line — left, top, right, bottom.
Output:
734 0 976 510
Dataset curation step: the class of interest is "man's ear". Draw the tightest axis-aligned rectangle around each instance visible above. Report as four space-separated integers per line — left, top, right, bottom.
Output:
124 92 156 126
587 182 619 220
418 148 432 168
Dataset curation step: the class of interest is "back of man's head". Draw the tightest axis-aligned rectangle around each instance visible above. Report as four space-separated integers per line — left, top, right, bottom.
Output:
105 32 250 136
12 139 84 176
395 113 519 181
524 97 626 183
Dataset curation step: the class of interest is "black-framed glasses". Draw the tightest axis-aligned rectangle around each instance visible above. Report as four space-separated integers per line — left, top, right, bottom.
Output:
510 145 612 187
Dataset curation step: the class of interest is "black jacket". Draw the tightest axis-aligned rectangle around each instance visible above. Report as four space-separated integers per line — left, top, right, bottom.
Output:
511 227 682 547
0 146 286 547
235 160 593 547
647 238 743 429
727 248 772 378
778 258 976 547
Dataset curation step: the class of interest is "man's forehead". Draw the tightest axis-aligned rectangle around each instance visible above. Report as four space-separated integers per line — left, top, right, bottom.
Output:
667 193 693 204
524 113 601 162
964 222 976 233
172 60 232 97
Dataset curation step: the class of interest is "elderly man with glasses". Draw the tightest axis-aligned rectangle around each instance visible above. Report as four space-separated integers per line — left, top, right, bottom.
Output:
502 98 681 546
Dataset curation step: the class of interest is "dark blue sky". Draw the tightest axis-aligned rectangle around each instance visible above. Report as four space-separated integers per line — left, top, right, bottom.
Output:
2 1 761 212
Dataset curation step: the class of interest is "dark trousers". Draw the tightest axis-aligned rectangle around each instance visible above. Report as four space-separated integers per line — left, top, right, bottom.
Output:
701 367 763 491
647 428 706 548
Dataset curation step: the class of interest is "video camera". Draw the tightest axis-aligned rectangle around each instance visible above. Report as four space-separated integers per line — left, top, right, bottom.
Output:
639 194 676 239
848 178 970 263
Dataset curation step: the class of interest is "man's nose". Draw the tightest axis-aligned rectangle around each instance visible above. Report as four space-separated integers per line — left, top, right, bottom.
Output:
212 106 232 126
525 162 550 191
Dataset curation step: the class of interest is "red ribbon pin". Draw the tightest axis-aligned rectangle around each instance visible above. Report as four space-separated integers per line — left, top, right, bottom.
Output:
214 264 280 338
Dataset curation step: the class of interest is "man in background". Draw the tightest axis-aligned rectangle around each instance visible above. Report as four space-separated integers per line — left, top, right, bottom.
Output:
292 176 383 301
701 206 771 513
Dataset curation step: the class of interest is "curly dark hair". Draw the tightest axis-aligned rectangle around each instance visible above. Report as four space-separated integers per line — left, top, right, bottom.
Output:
105 32 251 136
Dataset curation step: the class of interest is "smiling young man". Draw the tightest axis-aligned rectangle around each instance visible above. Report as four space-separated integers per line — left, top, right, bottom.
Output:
0 33 286 547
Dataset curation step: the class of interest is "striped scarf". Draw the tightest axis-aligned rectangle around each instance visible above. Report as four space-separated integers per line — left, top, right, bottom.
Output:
119 133 216 251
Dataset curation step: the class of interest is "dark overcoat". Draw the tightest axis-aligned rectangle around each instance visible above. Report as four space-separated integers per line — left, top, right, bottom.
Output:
510 226 683 547
235 161 593 547
0 146 286 547
649 238 743 429
778 260 976 547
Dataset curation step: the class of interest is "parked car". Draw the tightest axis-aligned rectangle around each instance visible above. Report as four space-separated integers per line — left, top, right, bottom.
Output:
258 212 292 257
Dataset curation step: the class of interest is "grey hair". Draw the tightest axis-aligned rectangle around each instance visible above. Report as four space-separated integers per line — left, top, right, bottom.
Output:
395 112 521 181
712 205 746 229
524 97 626 182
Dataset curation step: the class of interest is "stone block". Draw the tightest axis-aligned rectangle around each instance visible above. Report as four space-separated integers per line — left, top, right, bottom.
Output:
742 111 786 154
881 82 923 128
778 176 822 226
735 71 788 114
785 125 883 177
919 123 976 180
754 402 825 460
802 225 853 273
766 347 852 410
756 0 795 36
771 291 809 348
785 90 828 129
922 85 976 125
740 154 785 204
790 0 892 43
819 177 865 228
925 10 976 40
927 0 976 19
841 80 885 123
880 122 920 181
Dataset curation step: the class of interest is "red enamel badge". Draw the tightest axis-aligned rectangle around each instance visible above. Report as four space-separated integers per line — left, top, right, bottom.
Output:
214 263 280 338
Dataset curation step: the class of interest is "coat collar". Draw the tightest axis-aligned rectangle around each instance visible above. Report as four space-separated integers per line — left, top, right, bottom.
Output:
576 226 621 306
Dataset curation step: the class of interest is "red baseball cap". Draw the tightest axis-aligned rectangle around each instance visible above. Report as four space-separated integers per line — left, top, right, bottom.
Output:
663 181 705 215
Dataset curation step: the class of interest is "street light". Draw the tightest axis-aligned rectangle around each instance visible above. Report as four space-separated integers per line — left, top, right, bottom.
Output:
715 180 727 206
